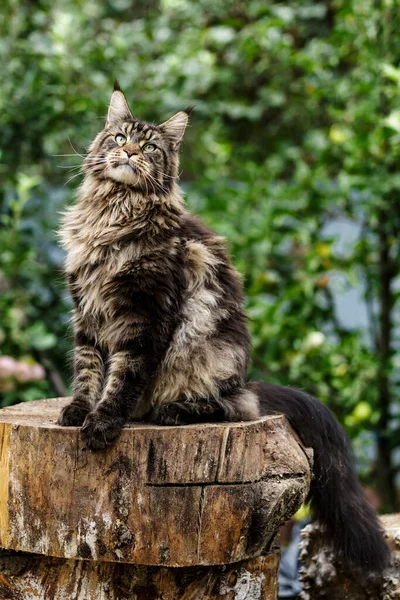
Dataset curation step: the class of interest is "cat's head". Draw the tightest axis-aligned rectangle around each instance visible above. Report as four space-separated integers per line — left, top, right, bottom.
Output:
85 83 192 194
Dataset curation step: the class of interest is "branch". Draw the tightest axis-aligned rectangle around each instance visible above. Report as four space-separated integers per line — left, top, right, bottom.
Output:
37 351 68 398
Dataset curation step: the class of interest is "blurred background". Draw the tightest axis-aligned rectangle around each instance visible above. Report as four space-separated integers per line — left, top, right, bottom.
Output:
0 0 399 510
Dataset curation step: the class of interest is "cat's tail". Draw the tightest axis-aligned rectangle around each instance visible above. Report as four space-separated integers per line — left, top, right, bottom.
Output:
249 381 390 574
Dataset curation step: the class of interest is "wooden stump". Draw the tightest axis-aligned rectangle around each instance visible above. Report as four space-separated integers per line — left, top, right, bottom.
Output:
299 514 400 600
0 398 313 599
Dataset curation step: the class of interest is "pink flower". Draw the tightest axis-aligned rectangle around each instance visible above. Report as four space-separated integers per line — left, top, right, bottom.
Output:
14 361 32 383
30 364 46 381
0 356 17 379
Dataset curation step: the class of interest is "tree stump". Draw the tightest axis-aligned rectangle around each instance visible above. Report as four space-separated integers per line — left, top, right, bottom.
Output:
299 514 400 600
0 398 312 599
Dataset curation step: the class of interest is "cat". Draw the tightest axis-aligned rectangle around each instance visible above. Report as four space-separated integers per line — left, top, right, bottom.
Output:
59 83 390 574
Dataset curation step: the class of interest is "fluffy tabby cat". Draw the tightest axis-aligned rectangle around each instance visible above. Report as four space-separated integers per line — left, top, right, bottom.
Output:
59 84 389 574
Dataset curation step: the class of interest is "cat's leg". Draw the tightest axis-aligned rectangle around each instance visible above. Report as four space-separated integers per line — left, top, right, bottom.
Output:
152 380 260 426
81 350 150 450
58 342 104 426
151 399 225 426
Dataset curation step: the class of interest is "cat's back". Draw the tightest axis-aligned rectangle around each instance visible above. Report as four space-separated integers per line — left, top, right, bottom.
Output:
179 212 244 307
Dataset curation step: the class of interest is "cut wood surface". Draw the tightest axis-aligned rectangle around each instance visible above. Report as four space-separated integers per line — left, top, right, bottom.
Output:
0 398 312 567
0 550 280 600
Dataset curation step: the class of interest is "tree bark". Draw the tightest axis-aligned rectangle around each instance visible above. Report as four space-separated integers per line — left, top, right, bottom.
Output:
0 550 280 600
299 514 399 599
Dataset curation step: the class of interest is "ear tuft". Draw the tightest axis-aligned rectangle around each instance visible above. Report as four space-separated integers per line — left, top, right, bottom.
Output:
113 79 122 92
183 104 196 116
107 87 133 125
159 109 191 150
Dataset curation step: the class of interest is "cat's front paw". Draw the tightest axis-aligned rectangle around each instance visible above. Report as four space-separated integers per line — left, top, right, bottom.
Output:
58 401 90 426
81 411 124 450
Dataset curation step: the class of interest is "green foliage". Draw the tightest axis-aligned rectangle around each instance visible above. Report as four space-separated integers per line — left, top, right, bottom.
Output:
0 172 71 404
1 0 399 505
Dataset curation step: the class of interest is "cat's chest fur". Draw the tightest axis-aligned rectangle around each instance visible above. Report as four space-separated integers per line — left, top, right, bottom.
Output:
69 238 182 323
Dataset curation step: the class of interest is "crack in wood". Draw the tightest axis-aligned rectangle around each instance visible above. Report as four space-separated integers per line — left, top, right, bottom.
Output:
146 472 307 488
196 487 206 562
216 426 229 482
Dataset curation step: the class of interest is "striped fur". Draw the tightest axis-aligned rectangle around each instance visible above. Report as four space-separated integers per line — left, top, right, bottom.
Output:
59 88 259 448
58 88 390 574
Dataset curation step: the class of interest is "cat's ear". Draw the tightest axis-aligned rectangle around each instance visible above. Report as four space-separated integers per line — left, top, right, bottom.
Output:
159 105 194 150
107 81 133 126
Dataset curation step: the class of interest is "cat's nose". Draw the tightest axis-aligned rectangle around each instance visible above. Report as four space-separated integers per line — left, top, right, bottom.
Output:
123 146 138 158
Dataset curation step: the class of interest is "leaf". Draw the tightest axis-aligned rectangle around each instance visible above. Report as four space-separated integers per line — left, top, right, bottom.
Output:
26 323 57 350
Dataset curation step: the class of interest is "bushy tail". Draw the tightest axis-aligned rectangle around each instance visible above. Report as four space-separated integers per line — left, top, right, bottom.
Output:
251 381 390 574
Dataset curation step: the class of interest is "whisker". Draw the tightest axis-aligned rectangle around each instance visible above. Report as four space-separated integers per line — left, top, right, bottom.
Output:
58 159 106 172
68 138 87 159
136 165 150 197
56 164 83 169
63 167 101 187
152 168 177 180
146 173 159 194
148 177 157 197
143 171 149 197
57 159 103 167
142 171 157 196
152 179 168 195
145 170 169 193
53 153 89 157
83 158 108 164
64 172 85 186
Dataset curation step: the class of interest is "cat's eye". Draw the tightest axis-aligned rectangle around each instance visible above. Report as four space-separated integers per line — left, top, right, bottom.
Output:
115 134 127 146
143 143 156 153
